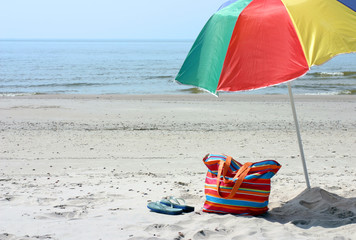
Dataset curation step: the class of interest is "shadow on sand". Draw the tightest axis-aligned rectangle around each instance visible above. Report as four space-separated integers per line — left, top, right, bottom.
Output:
264 187 356 229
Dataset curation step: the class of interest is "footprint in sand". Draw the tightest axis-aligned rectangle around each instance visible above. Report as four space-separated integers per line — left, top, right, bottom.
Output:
299 200 320 209
46 210 85 219
0 233 56 240
193 229 225 239
145 224 183 232
291 219 312 226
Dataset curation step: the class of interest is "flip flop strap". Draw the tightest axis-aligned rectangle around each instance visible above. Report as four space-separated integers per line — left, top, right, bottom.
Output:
157 201 173 209
169 197 186 206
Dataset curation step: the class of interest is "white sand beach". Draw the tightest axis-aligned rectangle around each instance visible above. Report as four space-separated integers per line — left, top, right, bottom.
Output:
0 94 355 240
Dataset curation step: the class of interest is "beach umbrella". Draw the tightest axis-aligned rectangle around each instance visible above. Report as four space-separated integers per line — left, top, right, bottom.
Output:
176 0 356 189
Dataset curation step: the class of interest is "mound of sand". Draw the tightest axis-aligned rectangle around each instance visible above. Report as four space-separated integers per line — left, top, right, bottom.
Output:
267 187 356 228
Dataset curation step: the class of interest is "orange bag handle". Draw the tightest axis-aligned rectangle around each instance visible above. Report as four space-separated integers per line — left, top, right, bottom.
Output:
218 156 232 183
216 157 253 199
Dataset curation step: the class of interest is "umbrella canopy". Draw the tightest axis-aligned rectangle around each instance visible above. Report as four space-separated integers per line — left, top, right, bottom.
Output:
175 0 356 189
176 0 356 95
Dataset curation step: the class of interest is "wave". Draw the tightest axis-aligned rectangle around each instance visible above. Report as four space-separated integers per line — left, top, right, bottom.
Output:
0 92 38 97
145 75 174 80
0 82 109 89
307 71 356 77
339 89 356 95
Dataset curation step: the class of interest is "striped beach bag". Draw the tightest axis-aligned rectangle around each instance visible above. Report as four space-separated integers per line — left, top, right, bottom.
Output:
203 154 281 215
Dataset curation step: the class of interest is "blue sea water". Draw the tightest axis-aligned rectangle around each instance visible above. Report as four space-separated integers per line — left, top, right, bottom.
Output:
0 39 355 95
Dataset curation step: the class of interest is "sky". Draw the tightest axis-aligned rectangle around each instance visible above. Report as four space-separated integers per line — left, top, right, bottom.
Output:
0 0 228 40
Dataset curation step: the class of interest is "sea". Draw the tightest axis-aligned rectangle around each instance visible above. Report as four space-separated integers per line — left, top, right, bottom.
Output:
0 39 355 95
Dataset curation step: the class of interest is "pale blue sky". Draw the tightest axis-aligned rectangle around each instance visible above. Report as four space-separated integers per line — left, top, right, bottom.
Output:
0 0 227 39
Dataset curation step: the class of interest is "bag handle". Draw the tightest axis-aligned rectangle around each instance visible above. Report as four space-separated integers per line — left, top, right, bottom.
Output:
216 158 253 199
217 156 232 184
227 162 253 199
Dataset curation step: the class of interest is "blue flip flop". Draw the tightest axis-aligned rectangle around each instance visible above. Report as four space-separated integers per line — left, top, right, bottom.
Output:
160 197 195 213
147 201 183 215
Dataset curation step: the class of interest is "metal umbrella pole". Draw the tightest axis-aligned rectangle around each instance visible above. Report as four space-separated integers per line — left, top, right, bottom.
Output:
288 82 311 189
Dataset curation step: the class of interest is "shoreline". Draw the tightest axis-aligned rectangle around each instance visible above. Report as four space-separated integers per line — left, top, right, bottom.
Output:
1 93 356 102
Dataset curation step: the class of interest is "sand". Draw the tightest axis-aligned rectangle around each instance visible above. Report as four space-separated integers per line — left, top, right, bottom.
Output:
0 94 355 240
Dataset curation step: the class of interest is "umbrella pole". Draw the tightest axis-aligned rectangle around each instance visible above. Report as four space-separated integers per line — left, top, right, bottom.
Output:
287 82 311 189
